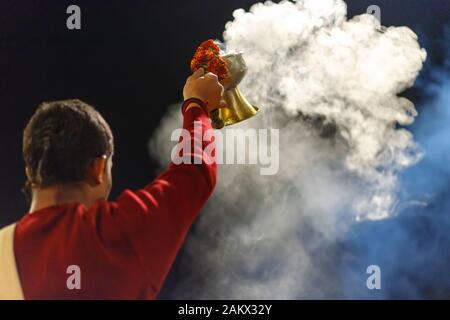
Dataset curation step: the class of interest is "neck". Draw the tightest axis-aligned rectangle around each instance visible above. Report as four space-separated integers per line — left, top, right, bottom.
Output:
29 183 99 213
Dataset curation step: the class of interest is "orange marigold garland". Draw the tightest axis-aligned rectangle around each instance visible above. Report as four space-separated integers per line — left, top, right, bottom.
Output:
190 39 229 83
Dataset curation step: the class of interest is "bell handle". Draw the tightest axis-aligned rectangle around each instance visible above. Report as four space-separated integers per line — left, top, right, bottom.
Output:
209 108 224 129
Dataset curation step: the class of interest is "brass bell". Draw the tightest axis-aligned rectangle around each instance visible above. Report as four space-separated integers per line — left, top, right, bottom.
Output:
210 53 259 129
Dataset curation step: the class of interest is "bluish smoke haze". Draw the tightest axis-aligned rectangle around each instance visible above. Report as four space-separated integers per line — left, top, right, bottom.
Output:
342 28 450 299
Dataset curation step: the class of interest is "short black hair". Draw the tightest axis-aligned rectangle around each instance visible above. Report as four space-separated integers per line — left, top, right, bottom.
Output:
23 99 114 191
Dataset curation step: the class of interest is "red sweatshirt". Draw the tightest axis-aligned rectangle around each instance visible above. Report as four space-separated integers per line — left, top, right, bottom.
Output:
13 103 216 300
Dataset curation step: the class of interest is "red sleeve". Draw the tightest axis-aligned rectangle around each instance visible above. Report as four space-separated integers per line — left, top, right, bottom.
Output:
113 102 216 295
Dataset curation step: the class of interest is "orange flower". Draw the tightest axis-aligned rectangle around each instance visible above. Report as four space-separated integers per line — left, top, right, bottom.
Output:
191 39 229 83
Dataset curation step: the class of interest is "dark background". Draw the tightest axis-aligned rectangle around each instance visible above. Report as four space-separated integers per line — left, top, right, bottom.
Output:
0 0 448 225
0 0 276 225
0 0 449 298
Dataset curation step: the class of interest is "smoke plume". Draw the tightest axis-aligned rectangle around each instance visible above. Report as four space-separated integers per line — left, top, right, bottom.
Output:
149 0 449 299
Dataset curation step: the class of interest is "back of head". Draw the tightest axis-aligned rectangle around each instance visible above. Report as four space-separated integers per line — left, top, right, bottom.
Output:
23 99 114 194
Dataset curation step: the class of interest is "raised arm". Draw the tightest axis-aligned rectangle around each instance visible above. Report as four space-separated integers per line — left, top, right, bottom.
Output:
113 69 224 295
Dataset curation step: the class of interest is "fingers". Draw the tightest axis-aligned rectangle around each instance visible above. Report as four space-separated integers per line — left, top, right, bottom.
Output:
204 72 218 80
203 72 222 91
190 70 219 82
184 69 225 109
191 68 205 79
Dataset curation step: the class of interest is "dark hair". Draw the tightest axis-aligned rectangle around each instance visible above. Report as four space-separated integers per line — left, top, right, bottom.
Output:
23 99 114 194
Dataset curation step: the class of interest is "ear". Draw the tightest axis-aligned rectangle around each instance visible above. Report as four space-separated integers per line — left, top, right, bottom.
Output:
88 156 107 186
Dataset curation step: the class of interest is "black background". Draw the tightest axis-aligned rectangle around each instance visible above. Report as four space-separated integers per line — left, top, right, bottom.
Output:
0 0 449 300
0 0 272 225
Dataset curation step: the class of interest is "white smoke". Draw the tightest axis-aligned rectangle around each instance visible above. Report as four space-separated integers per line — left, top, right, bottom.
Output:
150 0 426 299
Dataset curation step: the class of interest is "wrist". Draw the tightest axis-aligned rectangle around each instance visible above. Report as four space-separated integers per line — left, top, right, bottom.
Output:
182 98 208 114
